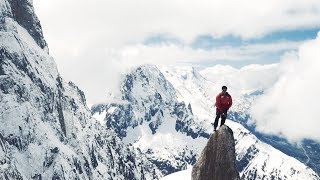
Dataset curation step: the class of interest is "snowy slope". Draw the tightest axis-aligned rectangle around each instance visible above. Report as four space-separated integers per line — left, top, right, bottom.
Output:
161 121 320 180
0 1 161 179
93 65 319 179
231 121 318 179
159 121 319 180
160 66 216 121
161 168 192 180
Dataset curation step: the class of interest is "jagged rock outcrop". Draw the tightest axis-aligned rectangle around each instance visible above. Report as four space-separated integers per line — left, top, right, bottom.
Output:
192 125 239 180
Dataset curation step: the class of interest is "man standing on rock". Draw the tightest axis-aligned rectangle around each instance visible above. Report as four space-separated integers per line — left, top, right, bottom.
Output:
214 86 232 131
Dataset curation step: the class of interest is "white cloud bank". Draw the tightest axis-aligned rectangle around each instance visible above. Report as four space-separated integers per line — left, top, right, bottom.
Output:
30 0 320 143
34 0 320 45
250 32 320 142
200 63 280 95
32 0 320 103
31 32 302 103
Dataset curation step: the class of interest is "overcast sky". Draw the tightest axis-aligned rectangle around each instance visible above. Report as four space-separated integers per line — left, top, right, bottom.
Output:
33 0 320 142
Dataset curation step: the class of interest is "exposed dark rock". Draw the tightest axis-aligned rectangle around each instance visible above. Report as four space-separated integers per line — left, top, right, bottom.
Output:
188 103 193 115
7 0 48 49
56 99 66 137
90 146 98 169
123 74 134 101
90 104 107 115
0 54 6 75
2 168 23 180
148 116 162 134
150 159 179 176
237 145 259 173
43 147 59 168
105 104 133 137
68 81 87 106
174 102 209 139
32 174 42 180
0 48 52 96
51 147 59 153
83 157 92 176
56 76 64 90
6 134 23 151
192 125 239 180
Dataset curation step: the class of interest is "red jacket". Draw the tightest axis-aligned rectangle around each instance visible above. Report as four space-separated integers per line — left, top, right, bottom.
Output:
216 92 232 112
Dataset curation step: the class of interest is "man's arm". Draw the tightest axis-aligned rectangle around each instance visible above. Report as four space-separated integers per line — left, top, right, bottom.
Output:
216 95 223 112
228 96 233 110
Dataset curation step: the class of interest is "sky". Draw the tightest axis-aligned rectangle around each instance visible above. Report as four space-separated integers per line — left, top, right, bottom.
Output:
33 0 320 142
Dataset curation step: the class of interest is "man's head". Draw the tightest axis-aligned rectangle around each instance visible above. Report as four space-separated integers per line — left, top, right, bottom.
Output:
222 86 227 93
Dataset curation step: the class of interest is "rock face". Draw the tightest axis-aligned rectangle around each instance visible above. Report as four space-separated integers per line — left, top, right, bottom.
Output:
0 0 161 179
192 125 239 180
4 0 48 50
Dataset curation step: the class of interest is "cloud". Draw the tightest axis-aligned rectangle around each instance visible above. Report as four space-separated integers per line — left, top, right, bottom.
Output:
112 41 302 64
33 0 320 104
200 63 280 98
37 37 302 104
34 0 320 45
249 32 320 142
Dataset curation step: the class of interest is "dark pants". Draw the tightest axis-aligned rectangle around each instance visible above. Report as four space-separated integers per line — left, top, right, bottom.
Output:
214 108 227 129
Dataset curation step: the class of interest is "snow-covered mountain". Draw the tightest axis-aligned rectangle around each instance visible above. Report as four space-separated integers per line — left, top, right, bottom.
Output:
0 1 161 179
92 65 209 176
92 65 319 179
2 1 319 179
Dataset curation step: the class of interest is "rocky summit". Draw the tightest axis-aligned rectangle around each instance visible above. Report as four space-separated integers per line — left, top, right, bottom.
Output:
192 125 239 180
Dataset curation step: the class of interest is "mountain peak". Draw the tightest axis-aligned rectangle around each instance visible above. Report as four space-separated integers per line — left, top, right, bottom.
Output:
121 64 176 102
192 125 239 180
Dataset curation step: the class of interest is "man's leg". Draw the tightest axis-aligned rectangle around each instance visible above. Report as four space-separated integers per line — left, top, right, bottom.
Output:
220 112 227 126
214 109 221 130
